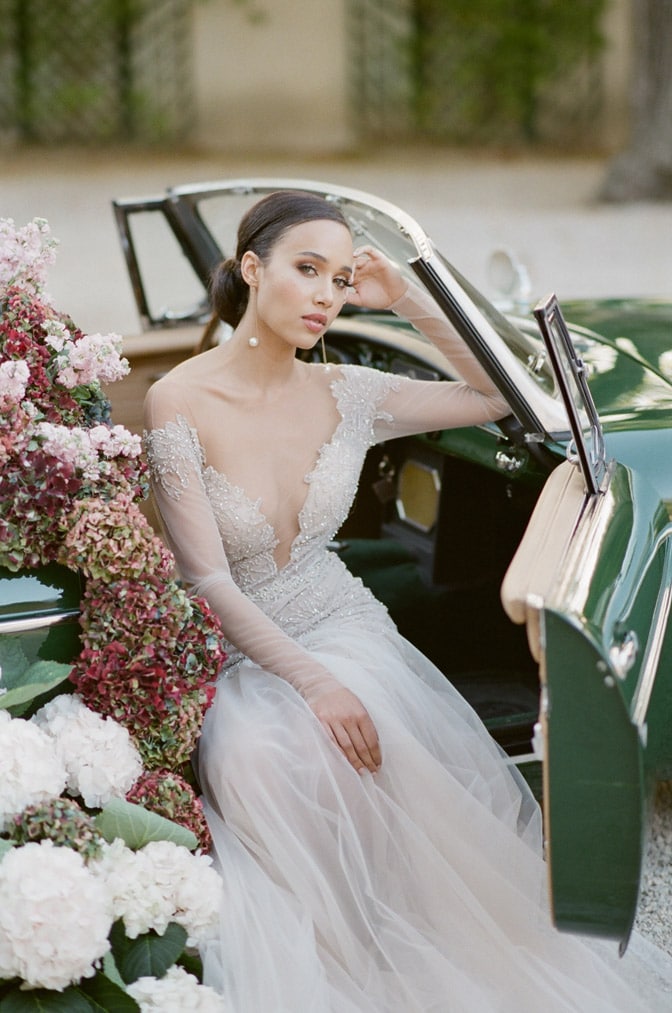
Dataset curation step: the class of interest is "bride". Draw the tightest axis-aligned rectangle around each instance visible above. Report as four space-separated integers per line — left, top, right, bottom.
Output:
144 190 671 1011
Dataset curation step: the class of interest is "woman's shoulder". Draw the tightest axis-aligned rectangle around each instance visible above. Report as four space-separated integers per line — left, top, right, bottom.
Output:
151 346 220 393
329 362 402 403
144 347 223 424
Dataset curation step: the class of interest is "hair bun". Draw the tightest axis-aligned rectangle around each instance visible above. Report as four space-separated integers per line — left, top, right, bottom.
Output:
211 256 249 327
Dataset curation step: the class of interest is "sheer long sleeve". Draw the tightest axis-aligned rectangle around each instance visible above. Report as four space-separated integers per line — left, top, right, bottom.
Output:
143 385 343 704
372 283 510 441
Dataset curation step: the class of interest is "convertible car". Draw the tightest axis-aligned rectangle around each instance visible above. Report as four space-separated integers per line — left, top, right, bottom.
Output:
5 180 671 952
105 179 672 951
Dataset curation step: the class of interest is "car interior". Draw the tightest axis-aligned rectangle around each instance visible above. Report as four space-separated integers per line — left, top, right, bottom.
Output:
298 330 546 775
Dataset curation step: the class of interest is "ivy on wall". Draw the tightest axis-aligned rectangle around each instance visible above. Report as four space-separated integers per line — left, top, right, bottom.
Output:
0 0 193 144
408 0 607 143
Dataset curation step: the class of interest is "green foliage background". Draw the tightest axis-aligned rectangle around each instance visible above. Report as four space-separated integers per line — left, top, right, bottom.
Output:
408 0 607 142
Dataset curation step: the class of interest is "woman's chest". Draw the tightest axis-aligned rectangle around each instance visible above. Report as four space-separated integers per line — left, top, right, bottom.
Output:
197 377 338 503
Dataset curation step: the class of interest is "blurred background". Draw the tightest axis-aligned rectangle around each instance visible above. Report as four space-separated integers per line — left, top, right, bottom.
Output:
1 0 671 333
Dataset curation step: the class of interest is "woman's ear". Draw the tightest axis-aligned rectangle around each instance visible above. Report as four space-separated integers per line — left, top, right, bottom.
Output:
240 251 260 287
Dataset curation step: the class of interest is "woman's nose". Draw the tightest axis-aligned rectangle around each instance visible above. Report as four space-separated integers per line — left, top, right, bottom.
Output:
315 280 334 306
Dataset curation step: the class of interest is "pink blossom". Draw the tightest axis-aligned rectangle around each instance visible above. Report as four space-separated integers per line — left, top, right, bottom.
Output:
0 359 30 408
88 423 141 459
56 331 129 389
35 422 99 477
0 217 57 297
42 318 70 352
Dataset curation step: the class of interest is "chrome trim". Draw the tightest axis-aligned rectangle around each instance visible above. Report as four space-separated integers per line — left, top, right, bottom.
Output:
495 450 524 474
169 177 436 260
0 610 80 635
632 552 672 727
608 629 639 680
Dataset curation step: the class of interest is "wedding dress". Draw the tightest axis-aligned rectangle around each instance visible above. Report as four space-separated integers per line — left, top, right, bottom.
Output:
144 287 672 1011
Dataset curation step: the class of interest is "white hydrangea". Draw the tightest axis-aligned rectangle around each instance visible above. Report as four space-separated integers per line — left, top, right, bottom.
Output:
92 838 222 944
0 840 112 990
32 694 143 808
141 840 223 945
0 709 67 831
91 838 175 939
127 964 225 1012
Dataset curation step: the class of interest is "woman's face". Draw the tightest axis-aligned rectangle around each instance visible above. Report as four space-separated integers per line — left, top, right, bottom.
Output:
249 219 353 353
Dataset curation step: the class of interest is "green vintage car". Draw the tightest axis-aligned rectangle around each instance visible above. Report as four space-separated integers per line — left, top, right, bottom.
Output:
6 180 671 951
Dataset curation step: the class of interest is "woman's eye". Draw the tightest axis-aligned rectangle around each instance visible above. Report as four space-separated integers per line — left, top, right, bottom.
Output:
334 277 349 290
298 263 317 276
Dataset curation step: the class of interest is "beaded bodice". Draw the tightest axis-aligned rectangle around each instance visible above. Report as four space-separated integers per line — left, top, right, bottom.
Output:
145 365 401 658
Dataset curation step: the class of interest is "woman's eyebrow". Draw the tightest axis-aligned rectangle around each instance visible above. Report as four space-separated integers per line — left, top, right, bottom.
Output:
298 251 352 275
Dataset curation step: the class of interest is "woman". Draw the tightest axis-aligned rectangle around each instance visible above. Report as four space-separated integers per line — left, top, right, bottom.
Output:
144 191 670 1011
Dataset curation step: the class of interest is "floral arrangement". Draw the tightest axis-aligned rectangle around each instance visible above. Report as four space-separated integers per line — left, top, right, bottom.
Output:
0 218 227 1011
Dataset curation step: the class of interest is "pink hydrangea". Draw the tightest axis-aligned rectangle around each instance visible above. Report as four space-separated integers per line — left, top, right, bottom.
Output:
59 495 174 581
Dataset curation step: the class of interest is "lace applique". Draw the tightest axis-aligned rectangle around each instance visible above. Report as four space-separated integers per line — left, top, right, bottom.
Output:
203 469 278 584
330 365 401 444
143 415 205 501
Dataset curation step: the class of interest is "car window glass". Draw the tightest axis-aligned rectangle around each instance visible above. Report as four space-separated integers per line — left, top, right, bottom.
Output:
127 210 207 323
534 295 607 494
195 194 263 261
437 255 557 397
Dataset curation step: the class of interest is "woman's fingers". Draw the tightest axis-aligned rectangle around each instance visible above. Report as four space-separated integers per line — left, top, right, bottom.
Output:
311 686 381 774
329 715 381 774
347 246 406 308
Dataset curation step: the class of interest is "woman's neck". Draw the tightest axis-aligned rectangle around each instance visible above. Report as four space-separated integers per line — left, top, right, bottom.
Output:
221 329 306 399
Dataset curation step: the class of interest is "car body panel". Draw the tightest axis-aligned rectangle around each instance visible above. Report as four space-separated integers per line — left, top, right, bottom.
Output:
502 456 672 944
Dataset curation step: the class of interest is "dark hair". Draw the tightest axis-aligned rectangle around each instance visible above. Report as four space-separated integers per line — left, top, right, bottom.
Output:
210 190 349 327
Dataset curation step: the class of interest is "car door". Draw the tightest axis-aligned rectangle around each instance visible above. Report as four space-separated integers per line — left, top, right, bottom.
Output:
501 295 672 951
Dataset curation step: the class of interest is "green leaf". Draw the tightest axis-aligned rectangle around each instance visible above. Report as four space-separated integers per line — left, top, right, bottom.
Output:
0 971 139 1012
110 922 187 985
0 985 92 1012
0 638 33 677
94 798 197 851
177 949 204 981
101 953 126 991
79 973 140 1012
0 839 17 862
0 638 73 713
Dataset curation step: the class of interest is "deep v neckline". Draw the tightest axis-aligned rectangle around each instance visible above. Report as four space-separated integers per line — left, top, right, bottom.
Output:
201 374 348 573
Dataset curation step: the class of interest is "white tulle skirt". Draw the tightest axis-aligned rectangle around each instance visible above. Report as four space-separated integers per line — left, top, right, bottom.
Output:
197 618 672 1011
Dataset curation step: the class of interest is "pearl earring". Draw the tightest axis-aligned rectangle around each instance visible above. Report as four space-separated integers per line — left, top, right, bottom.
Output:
248 335 259 348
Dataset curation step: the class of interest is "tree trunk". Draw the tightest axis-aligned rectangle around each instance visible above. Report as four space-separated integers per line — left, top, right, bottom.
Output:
602 0 672 200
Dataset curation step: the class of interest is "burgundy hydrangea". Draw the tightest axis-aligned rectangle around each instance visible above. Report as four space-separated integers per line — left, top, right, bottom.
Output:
126 770 211 852
71 579 224 771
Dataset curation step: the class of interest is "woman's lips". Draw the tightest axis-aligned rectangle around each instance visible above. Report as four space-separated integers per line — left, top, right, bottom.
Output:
302 314 327 334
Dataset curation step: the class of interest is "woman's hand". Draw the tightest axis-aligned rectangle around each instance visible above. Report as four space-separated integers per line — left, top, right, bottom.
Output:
310 684 381 774
346 245 407 310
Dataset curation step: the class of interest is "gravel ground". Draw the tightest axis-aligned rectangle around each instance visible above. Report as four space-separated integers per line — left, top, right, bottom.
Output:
2 142 671 968
637 781 672 955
